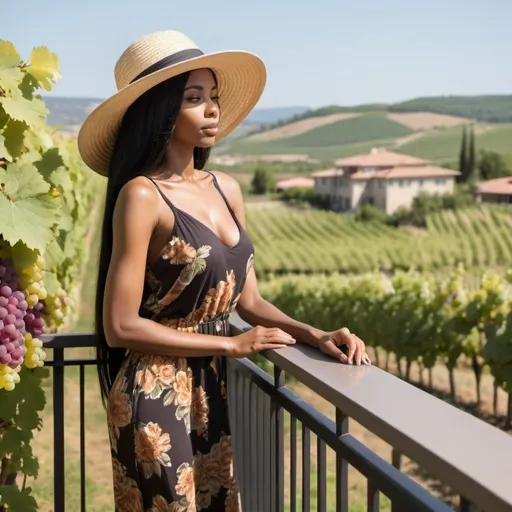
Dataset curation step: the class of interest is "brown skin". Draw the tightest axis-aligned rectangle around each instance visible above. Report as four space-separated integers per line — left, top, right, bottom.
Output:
103 68 370 365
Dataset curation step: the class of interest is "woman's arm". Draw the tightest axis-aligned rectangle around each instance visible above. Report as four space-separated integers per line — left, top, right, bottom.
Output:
213 171 370 365
102 177 234 356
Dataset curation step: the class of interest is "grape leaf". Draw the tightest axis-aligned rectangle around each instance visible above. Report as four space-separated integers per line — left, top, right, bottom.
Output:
0 427 30 458
3 120 27 160
0 132 9 161
0 93 48 127
0 484 38 512
44 237 66 270
24 124 53 153
18 72 38 100
9 240 38 268
34 147 63 182
42 269 62 294
27 46 61 91
20 443 39 477
0 40 23 94
0 161 60 251
16 401 41 432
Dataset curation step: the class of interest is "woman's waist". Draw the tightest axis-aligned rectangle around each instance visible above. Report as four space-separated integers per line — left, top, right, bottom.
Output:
157 313 232 336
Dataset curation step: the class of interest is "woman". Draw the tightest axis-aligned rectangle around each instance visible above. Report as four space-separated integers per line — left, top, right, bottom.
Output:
78 30 370 512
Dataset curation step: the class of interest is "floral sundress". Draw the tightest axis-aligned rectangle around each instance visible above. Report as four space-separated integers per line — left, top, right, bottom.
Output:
107 172 255 511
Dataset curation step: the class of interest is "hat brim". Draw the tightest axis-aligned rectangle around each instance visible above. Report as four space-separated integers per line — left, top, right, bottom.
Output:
77 50 266 176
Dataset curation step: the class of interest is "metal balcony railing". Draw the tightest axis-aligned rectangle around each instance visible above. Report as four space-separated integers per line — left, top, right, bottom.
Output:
41 316 512 512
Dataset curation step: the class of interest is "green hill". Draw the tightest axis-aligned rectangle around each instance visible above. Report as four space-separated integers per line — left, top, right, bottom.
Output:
390 95 512 123
269 94 512 129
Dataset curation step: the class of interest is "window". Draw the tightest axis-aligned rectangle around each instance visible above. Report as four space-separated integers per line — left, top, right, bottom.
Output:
435 178 447 185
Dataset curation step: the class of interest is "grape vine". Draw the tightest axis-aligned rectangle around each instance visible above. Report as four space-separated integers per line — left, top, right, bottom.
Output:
246 205 512 275
259 266 512 426
0 40 102 511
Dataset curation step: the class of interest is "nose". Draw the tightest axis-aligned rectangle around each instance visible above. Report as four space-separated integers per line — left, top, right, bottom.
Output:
205 98 219 119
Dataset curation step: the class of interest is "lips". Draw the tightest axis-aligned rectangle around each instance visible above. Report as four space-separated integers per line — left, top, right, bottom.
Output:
202 124 219 136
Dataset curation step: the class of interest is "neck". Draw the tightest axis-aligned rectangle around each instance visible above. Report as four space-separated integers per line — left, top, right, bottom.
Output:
160 139 196 180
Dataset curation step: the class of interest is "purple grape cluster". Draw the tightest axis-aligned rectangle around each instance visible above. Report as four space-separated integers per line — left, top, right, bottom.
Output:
0 258 28 368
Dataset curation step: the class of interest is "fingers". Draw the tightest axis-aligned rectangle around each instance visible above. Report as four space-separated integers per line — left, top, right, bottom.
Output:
258 327 295 347
332 328 368 366
320 339 348 363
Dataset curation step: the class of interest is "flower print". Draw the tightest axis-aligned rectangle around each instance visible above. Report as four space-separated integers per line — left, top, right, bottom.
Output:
107 376 132 450
112 459 144 512
225 478 242 512
190 386 209 437
161 236 197 265
163 368 193 432
158 245 211 308
135 355 176 399
246 253 254 275
134 422 172 479
193 452 222 495
175 462 196 503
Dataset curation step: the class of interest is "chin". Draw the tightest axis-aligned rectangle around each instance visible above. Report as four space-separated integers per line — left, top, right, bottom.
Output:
196 137 217 148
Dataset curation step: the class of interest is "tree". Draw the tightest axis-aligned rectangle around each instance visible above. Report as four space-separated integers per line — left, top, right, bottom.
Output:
251 167 276 195
466 125 476 182
458 126 467 183
478 150 512 180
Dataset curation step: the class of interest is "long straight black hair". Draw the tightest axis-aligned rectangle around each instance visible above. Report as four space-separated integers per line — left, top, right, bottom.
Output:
95 71 213 404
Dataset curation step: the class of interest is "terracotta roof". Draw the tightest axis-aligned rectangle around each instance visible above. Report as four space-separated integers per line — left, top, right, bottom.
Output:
373 165 460 180
313 165 459 181
275 177 315 189
312 168 344 178
477 177 512 196
334 149 428 168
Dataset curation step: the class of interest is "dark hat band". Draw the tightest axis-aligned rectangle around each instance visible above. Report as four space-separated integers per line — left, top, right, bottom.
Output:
130 48 205 84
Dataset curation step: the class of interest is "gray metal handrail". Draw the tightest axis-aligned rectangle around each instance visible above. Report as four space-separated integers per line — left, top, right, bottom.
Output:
230 314 512 512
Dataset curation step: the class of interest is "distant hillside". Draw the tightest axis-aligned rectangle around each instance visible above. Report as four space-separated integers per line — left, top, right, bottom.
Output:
44 97 102 127
390 95 512 123
258 95 512 133
245 106 309 124
41 96 308 131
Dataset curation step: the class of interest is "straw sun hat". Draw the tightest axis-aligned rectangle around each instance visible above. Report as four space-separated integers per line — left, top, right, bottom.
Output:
77 30 267 176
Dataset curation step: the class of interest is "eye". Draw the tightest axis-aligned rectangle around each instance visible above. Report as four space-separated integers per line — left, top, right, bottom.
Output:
212 96 220 104
185 96 201 103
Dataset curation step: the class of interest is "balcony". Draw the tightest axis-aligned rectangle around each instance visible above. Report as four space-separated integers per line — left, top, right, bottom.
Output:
41 316 512 512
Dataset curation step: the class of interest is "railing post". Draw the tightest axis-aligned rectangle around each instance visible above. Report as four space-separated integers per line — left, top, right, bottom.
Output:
336 408 348 512
53 347 65 512
274 365 285 512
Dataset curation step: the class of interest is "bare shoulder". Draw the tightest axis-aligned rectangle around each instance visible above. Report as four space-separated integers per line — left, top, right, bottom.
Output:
209 170 243 200
118 175 159 206
116 175 160 218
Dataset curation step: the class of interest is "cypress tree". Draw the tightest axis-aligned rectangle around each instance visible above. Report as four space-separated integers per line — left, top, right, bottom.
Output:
467 124 476 182
458 126 467 183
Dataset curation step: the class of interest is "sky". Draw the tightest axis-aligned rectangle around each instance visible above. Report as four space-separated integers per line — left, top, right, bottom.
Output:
4 0 511 109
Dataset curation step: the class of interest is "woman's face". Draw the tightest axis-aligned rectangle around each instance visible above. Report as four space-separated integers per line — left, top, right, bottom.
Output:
172 68 220 148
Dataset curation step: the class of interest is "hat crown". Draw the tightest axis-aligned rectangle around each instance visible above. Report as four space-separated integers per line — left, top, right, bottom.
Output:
114 30 200 90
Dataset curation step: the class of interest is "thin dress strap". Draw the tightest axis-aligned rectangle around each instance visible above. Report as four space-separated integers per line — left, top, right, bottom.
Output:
144 176 177 213
204 170 239 222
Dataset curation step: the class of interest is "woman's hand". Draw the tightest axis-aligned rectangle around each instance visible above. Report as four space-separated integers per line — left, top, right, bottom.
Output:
229 326 296 358
318 327 371 365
